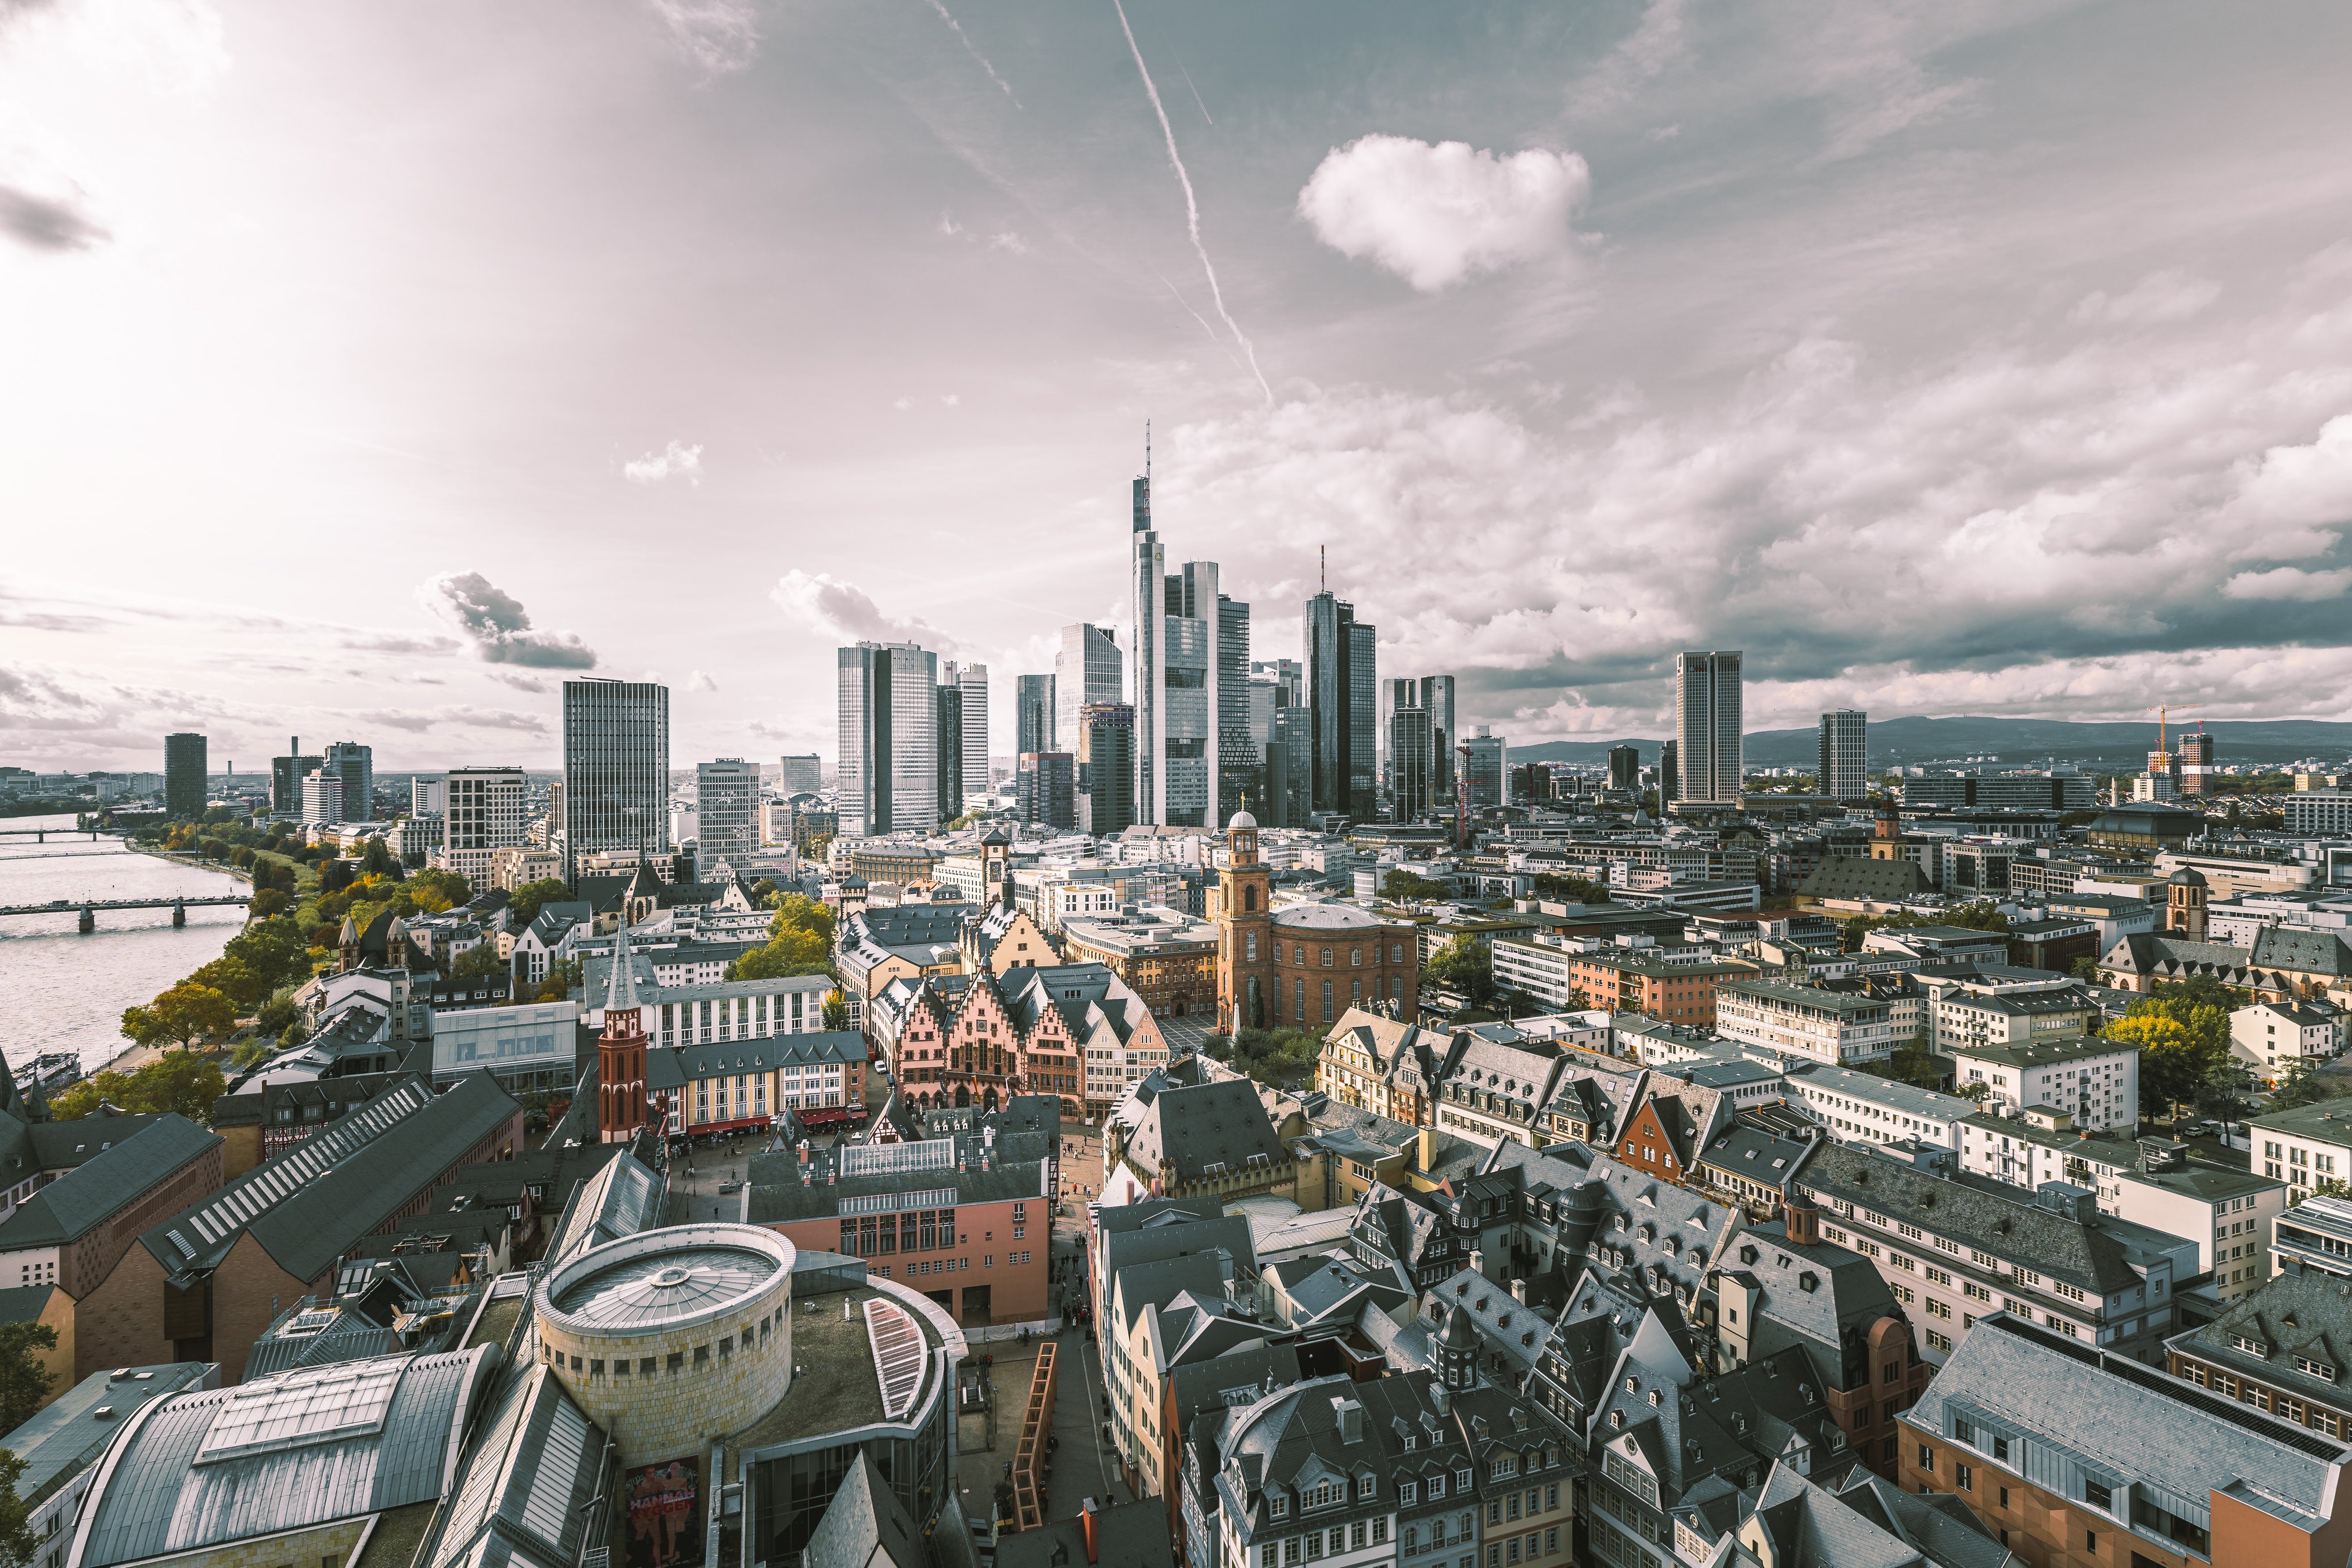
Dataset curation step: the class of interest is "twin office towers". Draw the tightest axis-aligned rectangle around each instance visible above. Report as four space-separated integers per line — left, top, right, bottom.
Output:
837 460 1407 836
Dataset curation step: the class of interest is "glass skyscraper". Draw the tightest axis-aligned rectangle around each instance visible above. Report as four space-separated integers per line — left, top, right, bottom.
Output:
563 679 671 866
837 643 939 835
1674 650 1745 804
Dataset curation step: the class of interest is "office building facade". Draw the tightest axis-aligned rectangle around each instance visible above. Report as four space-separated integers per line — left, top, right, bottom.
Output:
1607 743 1639 791
1016 673 1056 756
778 754 822 796
1016 752 1077 830
1674 649 1744 804
322 741 373 822
696 758 759 877
1419 674 1455 803
163 732 207 819
1076 702 1137 837
1127 472 1247 829
562 678 671 864
1303 587 1376 818
1461 727 1505 810
301 768 341 826
269 738 322 816
441 765 527 887
836 643 938 836
956 662 989 790
1818 709 1867 801
1387 685 1432 821
934 682 963 818
1659 738 1680 805
1053 624 1123 757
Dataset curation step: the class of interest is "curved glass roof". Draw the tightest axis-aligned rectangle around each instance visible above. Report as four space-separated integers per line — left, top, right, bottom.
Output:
551 1245 779 1329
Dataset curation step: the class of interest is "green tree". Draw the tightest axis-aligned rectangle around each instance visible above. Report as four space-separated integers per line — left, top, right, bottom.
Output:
768 893 836 947
822 991 851 1031
2271 1057 2351 1111
224 917 311 991
2195 1060 2254 1141
451 943 507 980
505 877 574 929
1382 870 1456 902
1424 936 1494 1008
359 837 401 879
0 1443 33 1568
407 867 469 911
729 927 831 981
1530 873 1612 905
51 1052 225 1122
185 955 265 1010
249 887 293 919
2108 1009 2224 1121
2069 955 2102 982
533 958 582 1004
0 1321 58 1433
120 981 238 1050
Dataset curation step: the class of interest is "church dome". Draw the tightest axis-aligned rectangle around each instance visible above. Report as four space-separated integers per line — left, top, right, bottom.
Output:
1228 808 1258 832
2169 865 2207 887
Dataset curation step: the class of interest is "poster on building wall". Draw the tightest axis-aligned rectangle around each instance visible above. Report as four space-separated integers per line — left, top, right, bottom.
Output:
625 1457 703 1568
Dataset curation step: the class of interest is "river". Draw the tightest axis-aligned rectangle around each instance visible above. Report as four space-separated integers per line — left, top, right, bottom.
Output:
0 812 249 1078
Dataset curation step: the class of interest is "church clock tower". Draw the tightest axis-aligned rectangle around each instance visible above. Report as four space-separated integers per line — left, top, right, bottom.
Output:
1216 807 1273 1032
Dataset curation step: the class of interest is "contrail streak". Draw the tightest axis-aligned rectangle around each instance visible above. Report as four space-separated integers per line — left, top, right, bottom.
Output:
1155 270 1249 376
1177 60 1213 125
924 0 1021 106
1113 0 1271 404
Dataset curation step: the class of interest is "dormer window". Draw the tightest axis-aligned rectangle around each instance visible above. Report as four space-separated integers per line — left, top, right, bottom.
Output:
1357 1475 1376 1500
2232 1334 2270 1359
2299 1356 2337 1382
1269 1495 1288 1519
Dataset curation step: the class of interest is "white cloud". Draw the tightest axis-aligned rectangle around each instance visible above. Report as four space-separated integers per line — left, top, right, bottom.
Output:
688 668 718 691
2073 269 2223 326
624 439 703 485
648 0 758 77
2222 566 2352 602
2231 415 2352 528
770 570 953 649
1296 135 1589 292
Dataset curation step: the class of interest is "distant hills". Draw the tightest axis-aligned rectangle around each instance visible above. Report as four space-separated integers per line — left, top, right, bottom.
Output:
1506 716 2352 768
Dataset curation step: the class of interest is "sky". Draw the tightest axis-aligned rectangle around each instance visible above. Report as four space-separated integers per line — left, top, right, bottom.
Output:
6 0 2352 774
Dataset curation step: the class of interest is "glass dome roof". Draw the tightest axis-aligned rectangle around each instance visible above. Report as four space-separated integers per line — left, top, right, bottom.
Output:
551 1245 780 1330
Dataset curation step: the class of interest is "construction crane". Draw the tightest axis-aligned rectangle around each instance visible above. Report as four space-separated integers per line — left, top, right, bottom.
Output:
2148 704 2203 752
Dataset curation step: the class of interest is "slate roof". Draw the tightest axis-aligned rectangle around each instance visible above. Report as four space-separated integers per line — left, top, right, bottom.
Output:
1124 1078 1290 1185
1698 1125 1817 1192
139 1073 519 1286
1799 860 1929 901
1745 1459 2015 1568
1598 1342 1850 1503
2253 926 2352 979
541 1149 664 1269
0 1114 220 1248
2170 1269 2352 1408
1908 1314 2350 1529
73 1346 501 1568
1795 1143 2151 1295
745 1134 1047 1224
1718 1225 1905 1393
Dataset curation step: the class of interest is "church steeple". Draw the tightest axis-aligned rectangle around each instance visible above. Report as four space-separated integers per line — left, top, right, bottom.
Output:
598 924 649 1143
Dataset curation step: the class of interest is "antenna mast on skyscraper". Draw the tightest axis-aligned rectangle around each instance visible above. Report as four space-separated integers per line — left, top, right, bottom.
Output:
1145 418 1150 481
1320 544 1326 592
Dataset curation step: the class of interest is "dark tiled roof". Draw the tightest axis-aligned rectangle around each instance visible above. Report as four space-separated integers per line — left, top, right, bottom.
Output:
1125 1079 1290 1185
1799 860 1929 900
0 1115 220 1248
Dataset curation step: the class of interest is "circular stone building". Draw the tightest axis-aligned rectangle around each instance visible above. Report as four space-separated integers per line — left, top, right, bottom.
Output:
537 1222 796 1465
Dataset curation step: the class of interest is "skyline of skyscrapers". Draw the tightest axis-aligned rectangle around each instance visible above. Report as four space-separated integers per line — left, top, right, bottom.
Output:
1128 459 1250 828
562 678 671 868
1673 649 1745 804
836 642 937 836
1817 709 1868 802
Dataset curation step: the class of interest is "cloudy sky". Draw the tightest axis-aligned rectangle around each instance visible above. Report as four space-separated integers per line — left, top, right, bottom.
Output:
7 0 2352 773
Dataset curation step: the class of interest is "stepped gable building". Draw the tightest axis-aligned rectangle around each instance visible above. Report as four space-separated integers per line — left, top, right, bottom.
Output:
870 959 1156 1118
1214 807 1418 1033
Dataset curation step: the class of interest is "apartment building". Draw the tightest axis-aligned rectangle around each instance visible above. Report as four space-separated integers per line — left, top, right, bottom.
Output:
1716 980 1901 1064
2232 1001 2348 1084
1906 1312 2352 1568
2167 1271 2352 1441
1792 1143 2189 1365
1948 1038 2138 1132
1933 983 2100 1059
2252 1102 2352 1193
1781 1062 1975 1150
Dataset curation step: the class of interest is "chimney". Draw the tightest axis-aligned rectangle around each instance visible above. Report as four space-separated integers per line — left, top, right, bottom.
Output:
1470 1249 1484 1278
1784 1197 1821 1246
1333 1396 1364 1444
1418 1125 1436 1173
1080 1498 1100 1564
1511 1278 1527 1305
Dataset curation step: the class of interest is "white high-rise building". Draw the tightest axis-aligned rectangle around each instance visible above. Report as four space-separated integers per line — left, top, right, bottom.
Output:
442 765 528 886
562 678 671 867
837 641 940 835
956 663 989 790
1674 650 1745 804
696 758 758 879
1055 624 1123 759
411 776 447 817
301 768 343 827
